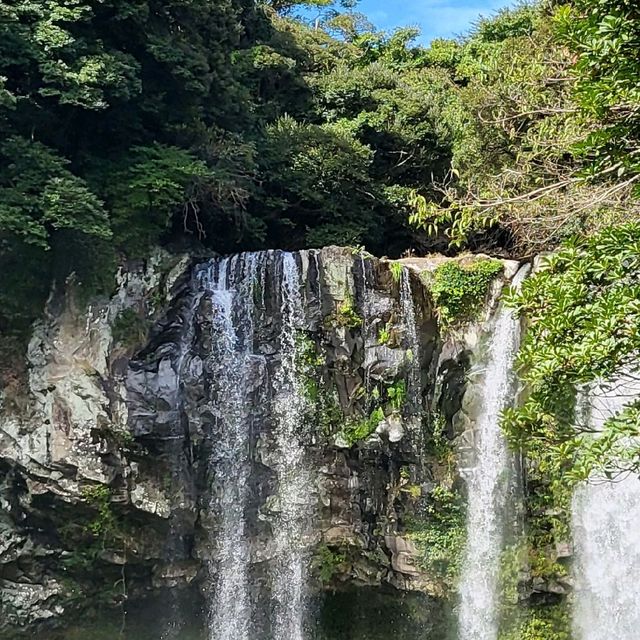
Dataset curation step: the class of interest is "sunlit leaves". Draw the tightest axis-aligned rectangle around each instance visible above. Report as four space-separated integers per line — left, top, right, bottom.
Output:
103 144 212 255
556 0 640 177
0 136 110 248
504 223 640 480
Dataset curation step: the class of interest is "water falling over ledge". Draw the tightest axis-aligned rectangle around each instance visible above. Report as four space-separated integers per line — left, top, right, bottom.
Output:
200 254 266 640
457 265 529 640
192 251 316 640
271 252 314 640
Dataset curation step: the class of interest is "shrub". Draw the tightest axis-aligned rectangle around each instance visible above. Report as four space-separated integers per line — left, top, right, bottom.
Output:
428 259 503 327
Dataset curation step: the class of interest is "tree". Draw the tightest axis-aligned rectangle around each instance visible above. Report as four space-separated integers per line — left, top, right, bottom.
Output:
0 137 110 248
258 115 384 247
556 0 640 182
503 223 640 481
408 3 640 254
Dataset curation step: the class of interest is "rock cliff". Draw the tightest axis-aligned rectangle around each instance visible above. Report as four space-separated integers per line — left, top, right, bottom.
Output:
0 247 520 637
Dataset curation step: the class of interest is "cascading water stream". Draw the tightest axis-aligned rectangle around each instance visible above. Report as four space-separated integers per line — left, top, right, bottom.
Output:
400 267 421 414
359 255 374 406
572 373 640 640
271 252 313 640
457 265 529 640
201 253 265 640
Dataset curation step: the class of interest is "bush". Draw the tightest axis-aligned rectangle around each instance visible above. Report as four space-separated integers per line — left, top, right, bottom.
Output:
500 605 571 640
428 258 503 327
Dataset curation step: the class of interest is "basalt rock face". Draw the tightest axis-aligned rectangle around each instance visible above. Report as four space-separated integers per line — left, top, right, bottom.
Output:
0 247 516 636
0 251 195 635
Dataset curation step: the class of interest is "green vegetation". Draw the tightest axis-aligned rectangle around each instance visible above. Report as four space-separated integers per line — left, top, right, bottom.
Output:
499 605 571 640
426 412 451 460
389 262 404 284
333 378 409 446
333 296 363 329
497 538 571 640
503 223 640 483
297 332 326 368
498 223 640 600
0 0 460 340
408 1 640 254
377 324 390 346
80 485 117 538
499 542 528 613
313 543 349 584
339 406 384 446
2 0 638 352
386 379 407 412
427 259 503 327
2 0 640 629
406 486 466 593
58 485 122 574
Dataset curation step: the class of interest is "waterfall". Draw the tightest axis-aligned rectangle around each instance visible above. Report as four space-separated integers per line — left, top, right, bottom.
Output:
201 253 264 640
192 251 314 639
457 265 528 640
271 252 313 640
400 267 421 414
359 255 374 407
572 373 640 640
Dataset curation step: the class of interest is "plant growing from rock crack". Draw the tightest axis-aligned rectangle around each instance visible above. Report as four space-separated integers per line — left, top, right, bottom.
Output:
387 379 407 412
313 543 349 584
389 261 404 284
377 322 392 345
334 295 362 328
339 406 385 446
405 485 466 594
81 485 117 538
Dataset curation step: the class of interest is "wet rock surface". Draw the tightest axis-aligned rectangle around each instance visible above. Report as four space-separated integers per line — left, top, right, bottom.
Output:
0 247 517 635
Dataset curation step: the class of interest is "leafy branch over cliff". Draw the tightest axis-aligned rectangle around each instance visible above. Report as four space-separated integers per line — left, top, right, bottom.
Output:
503 223 640 482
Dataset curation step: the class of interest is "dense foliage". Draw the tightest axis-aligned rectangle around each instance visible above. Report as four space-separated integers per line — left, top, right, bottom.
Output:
2 0 639 339
410 0 640 254
426 258 503 327
0 0 458 337
504 223 640 482
496 223 640 608
1 0 639 481
406 485 466 594
500 605 571 640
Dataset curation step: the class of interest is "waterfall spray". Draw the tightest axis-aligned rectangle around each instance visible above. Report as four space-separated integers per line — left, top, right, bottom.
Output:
399 267 421 414
457 265 529 640
572 373 640 640
271 252 313 640
359 255 374 407
202 253 265 640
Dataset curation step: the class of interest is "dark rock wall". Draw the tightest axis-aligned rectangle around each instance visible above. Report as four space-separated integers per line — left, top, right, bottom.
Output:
0 247 519 636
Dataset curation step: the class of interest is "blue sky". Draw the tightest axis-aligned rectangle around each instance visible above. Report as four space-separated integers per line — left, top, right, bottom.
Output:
341 0 517 44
